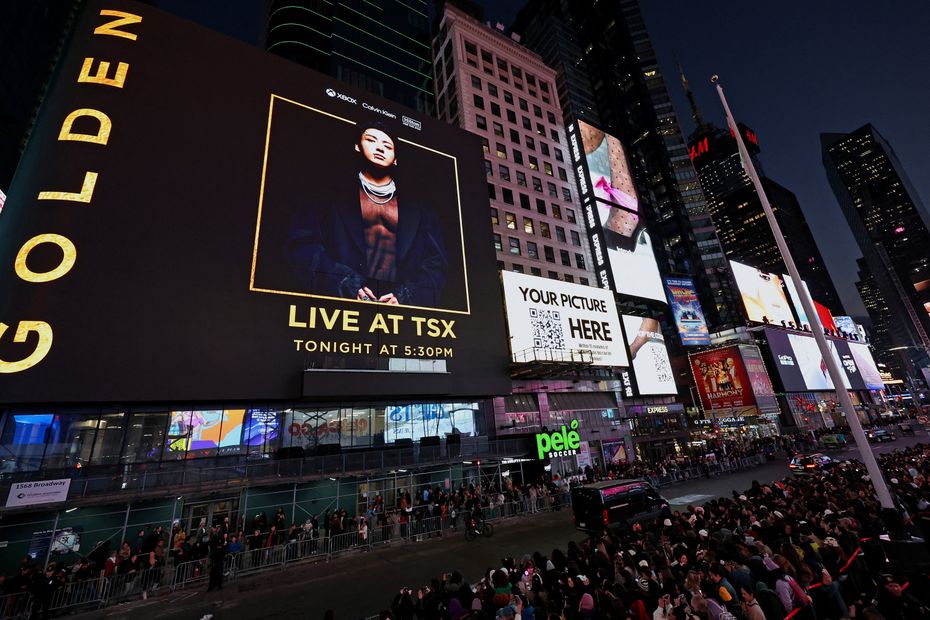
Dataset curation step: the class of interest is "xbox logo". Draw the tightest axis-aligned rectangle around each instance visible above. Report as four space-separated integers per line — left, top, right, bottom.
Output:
326 88 336 97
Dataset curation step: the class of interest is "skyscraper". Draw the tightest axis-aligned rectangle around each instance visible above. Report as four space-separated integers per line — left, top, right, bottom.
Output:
688 117 844 314
822 124 930 381
266 0 435 114
433 4 593 284
512 0 742 332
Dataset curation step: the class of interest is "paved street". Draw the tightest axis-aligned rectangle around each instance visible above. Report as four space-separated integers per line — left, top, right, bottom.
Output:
77 433 927 620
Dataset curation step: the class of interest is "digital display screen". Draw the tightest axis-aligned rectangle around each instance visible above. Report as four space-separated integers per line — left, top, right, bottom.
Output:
384 403 477 443
787 333 851 390
848 342 884 390
814 301 837 332
502 271 628 367
690 346 756 410
165 410 245 453
570 120 665 303
664 277 711 345
782 274 811 328
731 261 793 324
0 0 510 403
243 409 279 447
601 440 627 466
833 316 858 338
622 315 676 395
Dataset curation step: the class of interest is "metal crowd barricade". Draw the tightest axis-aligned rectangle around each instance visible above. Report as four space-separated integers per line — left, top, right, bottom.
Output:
48 576 108 612
173 557 209 589
327 530 361 555
0 591 32 620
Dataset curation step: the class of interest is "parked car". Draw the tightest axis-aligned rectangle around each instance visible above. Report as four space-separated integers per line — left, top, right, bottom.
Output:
897 423 916 436
821 434 847 449
789 453 836 475
571 479 668 533
866 428 896 443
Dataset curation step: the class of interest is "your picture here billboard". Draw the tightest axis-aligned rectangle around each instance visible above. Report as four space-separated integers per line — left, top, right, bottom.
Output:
567 121 665 303
664 277 711 345
501 271 627 367
0 1 510 403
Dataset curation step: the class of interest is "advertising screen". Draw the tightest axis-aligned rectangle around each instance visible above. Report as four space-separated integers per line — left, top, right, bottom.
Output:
690 346 756 410
0 1 510 403
622 315 676 395
664 277 711 345
833 315 858 338
502 271 627 367
384 402 477 443
787 333 851 390
569 121 665 302
848 342 884 390
764 329 808 392
165 409 245 454
738 344 779 413
731 261 793 324
815 302 837 332
601 440 627 466
783 275 811 328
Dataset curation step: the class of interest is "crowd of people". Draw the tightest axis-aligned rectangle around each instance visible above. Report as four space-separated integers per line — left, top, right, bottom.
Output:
380 444 930 620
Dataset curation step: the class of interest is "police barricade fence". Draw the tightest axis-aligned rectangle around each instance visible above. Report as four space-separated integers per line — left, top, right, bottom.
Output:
0 591 32 620
48 574 109 611
172 557 210 589
100 565 167 605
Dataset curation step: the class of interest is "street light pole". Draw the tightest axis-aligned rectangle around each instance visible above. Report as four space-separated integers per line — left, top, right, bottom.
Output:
712 76 895 509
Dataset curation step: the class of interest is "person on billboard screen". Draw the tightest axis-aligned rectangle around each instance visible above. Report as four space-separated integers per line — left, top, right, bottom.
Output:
286 119 448 306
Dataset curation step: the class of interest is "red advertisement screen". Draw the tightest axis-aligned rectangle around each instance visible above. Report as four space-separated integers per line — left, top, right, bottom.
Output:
814 301 836 332
690 346 757 411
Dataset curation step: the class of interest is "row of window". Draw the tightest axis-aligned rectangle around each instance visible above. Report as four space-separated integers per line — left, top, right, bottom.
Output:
492 234 586 269
473 94 561 144
475 114 564 162
0 405 479 473
490 208 582 245
462 39 552 104
487 183 575 216
496 261 589 285
470 74 557 123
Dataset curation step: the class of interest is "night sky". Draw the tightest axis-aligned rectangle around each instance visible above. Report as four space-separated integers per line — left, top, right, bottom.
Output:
480 1 930 320
158 1 930 319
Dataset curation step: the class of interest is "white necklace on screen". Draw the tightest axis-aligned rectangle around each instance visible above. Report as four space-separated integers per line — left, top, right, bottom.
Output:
359 173 396 205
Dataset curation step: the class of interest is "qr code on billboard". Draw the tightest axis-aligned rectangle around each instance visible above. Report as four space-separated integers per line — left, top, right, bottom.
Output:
530 308 565 349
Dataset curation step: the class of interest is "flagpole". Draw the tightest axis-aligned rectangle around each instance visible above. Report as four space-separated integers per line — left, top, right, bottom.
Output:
711 75 894 509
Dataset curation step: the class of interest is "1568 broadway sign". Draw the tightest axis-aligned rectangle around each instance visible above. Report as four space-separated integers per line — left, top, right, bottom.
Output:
536 420 581 460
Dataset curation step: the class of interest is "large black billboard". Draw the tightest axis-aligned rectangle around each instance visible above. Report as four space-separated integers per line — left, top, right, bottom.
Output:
0 1 510 403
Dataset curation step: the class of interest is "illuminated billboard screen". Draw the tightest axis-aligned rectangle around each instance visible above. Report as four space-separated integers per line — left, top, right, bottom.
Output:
783 274 811 328
502 271 628 367
731 261 793 324
814 301 837 332
569 120 665 303
165 409 245 455
0 1 510 403
689 346 756 410
833 315 858 338
622 315 676 395
787 333 850 390
738 344 779 413
848 342 883 390
664 277 711 345
765 327 875 392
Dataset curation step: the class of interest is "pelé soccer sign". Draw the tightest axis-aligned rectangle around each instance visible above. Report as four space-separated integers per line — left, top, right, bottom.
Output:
535 420 581 460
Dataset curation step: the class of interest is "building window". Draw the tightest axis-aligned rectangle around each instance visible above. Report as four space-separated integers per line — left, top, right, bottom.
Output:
536 123 546 136
548 271 559 279
473 94 484 109
471 75 481 89
550 129 560 142
523 217 534 234
529 156 539 171
487 183 496 199
544 246 555 263
507 110 517 124
503 90 513 104
555 148 564 162
496 143 507 159
499 164 511 181
522 117 532 130
493 233 502 251
509 127 519 143
519 193 530 209
533 104 542 118
575 253 586 269
540 142 550 156
516 171 527 187
491 102 501 117
560 249 571 266
536 199 547 215
481 49 493 64
476 115 487 130
544 162 553 176
556 226 567 243
519 98 528 111
562 187 572 202
570 230 581 246
502 187 514 204
464 40 478 55
527 241 539 259
564 274 574 283
558 167 568 181
579 277 589 285
484 160 492 177
533 177 543 192
525 136 535 151
531 267 542 276
505 212 517 230
513 150 524 165
509 237 521 255
566 208 577 224
547 182 558 197
497 58 508 73
487 83 498 97
547 111 556 124
512 263 524 273
493 121 504 137
490 208 499 225
481 137 489 155
540 222 551 238
551 204 562 219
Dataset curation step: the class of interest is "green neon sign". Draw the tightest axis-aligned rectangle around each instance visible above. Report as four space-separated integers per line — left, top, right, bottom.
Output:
536 419 581 460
